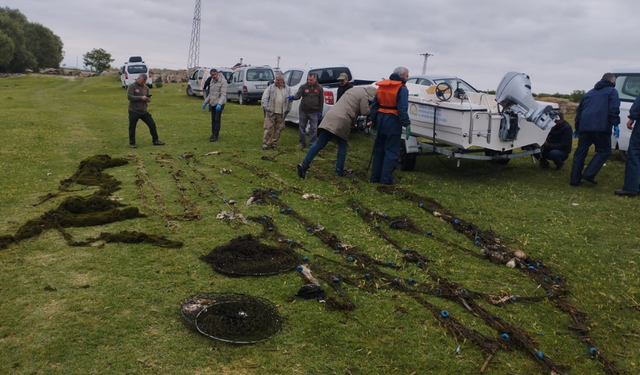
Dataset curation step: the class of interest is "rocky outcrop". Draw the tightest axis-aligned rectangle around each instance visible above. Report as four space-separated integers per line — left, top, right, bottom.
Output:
150 69 189 83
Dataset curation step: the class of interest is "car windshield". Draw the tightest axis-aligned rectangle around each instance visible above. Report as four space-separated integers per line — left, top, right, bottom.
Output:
246 69 274 81
614 74 640 102
221 71 233 81
433 78 478 93
127 65 148 74
310 68 350 85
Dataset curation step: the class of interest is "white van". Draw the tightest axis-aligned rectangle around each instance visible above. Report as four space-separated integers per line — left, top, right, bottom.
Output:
227 65 275 105
186 67 233 97
612 66 640 158
119 57 152 88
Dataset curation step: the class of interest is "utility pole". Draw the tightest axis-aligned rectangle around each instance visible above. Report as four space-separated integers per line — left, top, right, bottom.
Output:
187 0 201 77
276 56 281 69
420 52 433 75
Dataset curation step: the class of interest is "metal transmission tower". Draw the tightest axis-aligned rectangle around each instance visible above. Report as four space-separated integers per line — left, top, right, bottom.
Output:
420 52 433 75
187 0 202 76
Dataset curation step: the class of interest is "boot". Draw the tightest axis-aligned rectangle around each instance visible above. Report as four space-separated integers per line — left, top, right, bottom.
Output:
335 169 348 177
297 161 310 179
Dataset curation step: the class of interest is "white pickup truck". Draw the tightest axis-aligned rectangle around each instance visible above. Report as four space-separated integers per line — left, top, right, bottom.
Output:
282 66 375 124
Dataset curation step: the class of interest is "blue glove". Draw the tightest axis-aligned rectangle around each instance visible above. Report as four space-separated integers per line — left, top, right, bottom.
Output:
216 104 222 112
317 113 322 119
286 95 294 100
573 130 578 139
613 125 620 139
202 103 207 110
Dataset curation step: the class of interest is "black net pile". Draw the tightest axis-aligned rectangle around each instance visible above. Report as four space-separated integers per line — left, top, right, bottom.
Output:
199 234 300 276
181 292 283 344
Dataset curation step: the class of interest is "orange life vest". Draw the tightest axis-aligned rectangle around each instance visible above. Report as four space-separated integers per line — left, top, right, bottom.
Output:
375 79 404 115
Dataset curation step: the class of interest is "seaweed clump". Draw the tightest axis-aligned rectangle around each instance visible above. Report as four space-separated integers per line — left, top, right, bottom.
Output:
1 155 148 250
72 230 183 248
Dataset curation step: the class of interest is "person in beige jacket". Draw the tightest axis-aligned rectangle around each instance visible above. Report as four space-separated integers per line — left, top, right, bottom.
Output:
261 73 292 149
202 69 228 142
297 86 377 178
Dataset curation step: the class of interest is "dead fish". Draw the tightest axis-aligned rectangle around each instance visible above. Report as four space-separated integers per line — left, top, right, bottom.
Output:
204 151 220 156
513 249 527 259
246 196 255 207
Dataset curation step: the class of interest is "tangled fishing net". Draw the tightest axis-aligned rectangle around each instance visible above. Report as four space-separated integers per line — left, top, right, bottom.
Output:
199 234 300 276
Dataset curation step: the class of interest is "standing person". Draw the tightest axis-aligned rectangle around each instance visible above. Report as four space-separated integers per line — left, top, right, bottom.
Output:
297 86 377 179
261 73 292 150
202 69 215 100
127 73 165 148
369 66 411 185
615 93 640 197
289 72 324 148
537 112 573 170
336 72 353 102
570 72 620 186
202 69 227 142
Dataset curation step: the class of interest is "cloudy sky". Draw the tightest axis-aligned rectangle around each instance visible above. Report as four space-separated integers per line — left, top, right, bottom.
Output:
5 0 640 94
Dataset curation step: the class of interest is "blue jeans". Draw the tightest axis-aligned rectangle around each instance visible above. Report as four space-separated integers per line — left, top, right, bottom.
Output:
570 131 611 185
370 133 401 184
299 111 319 147
622 125 640 192
541 148 568 167
303 129 348 172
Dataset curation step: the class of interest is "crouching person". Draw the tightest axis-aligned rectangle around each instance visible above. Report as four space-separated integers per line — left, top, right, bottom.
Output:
538 112 573 170
261 73 292 150
297 86 377 178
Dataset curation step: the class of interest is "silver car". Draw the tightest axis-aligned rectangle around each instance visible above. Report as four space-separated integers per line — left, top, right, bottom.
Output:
226 65 275 105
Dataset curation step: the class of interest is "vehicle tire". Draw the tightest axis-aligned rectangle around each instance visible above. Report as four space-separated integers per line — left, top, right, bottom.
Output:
620 150 627 162
398 139 417 171
485 149 512 165
238 93 245 105
148 84 153 89
186 86 194 96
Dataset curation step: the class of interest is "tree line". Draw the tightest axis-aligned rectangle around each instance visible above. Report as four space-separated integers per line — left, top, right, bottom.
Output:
0 7 63 73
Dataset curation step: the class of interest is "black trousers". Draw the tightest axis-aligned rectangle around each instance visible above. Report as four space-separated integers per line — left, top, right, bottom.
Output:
210 104 224 137
128 111 159 145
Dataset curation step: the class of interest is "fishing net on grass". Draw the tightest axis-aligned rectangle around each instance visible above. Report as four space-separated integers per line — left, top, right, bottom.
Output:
181 292 283 344
199 234 300 276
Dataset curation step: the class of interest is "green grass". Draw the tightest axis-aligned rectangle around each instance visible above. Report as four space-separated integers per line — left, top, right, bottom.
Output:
1 75 639 375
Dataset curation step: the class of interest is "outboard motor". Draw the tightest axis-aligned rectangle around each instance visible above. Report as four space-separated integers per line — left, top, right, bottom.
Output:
495 72 558 135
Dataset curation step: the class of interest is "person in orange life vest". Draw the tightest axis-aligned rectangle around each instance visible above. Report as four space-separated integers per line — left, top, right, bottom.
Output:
369 66 410 185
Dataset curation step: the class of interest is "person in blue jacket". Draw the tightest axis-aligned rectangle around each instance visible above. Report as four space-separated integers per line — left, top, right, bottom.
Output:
615 93 640 196
369 66 411 185
570 73 620 186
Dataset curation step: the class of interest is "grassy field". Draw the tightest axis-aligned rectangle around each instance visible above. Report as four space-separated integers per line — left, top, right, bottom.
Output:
0 74 639 375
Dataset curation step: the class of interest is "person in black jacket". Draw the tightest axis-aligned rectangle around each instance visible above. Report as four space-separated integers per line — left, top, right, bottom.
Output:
538 112 573 170
336 72 353 102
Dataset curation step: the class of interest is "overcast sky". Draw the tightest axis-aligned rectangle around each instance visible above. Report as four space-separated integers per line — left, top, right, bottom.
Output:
5 0 640 94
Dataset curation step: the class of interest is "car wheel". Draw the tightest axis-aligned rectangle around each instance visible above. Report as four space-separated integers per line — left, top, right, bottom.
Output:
238 93 245 105
620 150 627 162
398 139 417 171
148 84 153 89
186 86 194 96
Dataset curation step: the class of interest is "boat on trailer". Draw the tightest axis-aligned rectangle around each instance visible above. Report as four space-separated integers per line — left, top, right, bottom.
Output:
399 72 560 170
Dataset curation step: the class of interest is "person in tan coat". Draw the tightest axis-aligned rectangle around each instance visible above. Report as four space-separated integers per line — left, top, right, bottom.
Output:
202 69 228 142
261 73 292 149
297 86 377 178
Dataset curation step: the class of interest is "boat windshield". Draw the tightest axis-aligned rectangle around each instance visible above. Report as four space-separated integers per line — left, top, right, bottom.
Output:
433 78 478 93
